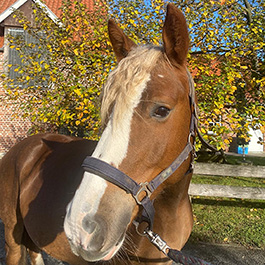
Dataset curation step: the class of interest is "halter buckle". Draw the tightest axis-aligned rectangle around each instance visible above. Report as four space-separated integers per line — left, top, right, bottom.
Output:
134 182 152 205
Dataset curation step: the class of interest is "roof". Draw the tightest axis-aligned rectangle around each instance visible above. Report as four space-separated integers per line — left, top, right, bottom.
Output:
0 0 94 49
0 0 93 20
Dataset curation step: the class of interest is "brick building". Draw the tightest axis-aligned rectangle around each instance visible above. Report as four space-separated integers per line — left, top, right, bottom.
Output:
0 0 93 155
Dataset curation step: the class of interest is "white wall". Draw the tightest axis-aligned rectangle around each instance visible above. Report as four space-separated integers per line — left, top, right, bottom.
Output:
248 127 264 152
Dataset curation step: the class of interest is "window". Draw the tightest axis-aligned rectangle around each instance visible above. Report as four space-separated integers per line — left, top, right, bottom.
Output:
7 28 47 88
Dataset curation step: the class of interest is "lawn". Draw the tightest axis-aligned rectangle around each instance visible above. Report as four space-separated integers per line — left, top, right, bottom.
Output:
189 153 265 249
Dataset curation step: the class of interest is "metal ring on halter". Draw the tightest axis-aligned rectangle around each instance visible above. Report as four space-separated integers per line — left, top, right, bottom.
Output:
188 131 195 144
133 220 148 236
133 182 152 205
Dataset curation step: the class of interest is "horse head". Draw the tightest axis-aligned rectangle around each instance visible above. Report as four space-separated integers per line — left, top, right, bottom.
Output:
64 3 194 262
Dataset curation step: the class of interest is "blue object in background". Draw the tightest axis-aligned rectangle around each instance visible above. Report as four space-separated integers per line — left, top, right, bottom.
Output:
237 146 249 154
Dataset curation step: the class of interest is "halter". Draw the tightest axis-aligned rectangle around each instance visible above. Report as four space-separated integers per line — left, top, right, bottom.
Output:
82 69 197 230
82 70 214 265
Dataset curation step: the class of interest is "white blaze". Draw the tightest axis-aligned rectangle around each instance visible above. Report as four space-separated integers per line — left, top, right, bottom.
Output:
34 253 45 265
64 74 150 243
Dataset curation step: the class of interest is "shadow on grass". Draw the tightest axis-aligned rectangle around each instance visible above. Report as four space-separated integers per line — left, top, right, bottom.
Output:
192 197 265 209
182 239 265 265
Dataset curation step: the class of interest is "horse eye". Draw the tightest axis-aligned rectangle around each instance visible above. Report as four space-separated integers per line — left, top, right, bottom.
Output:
152 106 171 119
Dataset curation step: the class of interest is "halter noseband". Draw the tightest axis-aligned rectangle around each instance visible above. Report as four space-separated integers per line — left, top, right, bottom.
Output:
82 69 197 230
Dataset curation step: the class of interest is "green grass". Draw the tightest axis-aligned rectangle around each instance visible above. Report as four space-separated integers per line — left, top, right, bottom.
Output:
190 197 265 249
189 155 265 249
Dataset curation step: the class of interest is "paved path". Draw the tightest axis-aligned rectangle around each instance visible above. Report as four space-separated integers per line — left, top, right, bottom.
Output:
181 241 265 265
1 219 265 265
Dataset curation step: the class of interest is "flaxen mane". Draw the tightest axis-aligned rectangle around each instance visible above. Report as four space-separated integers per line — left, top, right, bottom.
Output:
101 45 164 127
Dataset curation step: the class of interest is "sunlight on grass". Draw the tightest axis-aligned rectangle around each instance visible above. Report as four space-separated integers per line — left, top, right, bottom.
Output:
190 154 265 248
190 197 265 249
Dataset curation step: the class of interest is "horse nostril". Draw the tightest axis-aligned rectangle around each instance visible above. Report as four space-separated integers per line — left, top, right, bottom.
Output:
82 218 97 234
81 215 106 252
90 233 105 252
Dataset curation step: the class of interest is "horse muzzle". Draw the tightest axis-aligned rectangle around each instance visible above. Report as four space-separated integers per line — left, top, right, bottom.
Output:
65 212 127 261
64 194 134 262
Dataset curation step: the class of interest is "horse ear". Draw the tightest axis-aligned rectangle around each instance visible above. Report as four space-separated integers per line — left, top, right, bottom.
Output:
108 19 137 62
162 4 189 67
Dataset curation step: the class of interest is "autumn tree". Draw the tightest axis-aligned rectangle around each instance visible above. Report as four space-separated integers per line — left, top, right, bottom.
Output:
1 0 264 150
186 0 265 149
1 0 112 139
108 0 265 149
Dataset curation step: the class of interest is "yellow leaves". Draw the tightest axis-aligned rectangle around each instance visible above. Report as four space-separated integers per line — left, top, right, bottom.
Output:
74 89 82 97
224 139 230 144
209 30 215 38
93 42 101 48
129 19 136 26
231 86 237 92
235 72 241 78
61 39 70 45
201 128 207 134
238 82 245 88
153 39 159 46
73 48 79 56
240 65 248 70
214 108 221 115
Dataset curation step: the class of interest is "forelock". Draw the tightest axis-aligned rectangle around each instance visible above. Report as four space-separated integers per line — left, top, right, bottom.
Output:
101 45 163 127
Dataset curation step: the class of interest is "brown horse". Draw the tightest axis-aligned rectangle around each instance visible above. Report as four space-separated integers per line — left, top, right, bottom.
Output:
0 4 195 265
